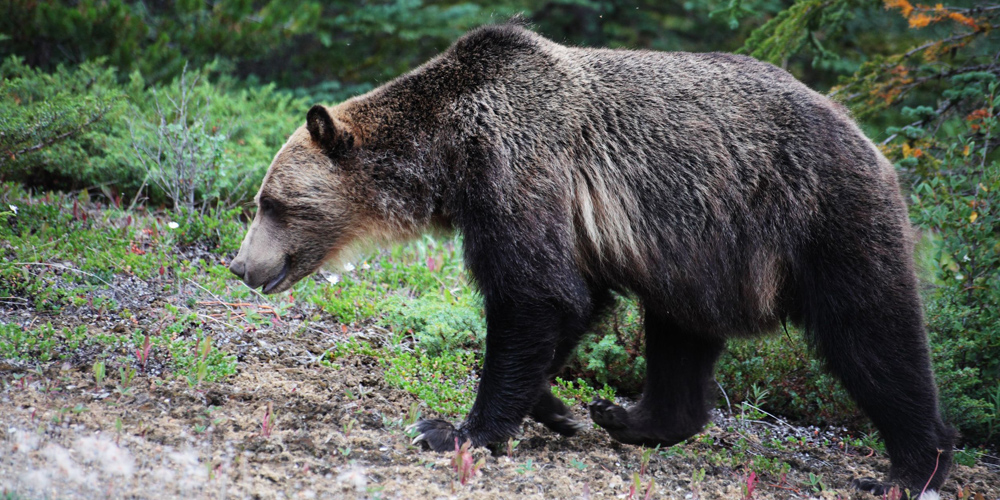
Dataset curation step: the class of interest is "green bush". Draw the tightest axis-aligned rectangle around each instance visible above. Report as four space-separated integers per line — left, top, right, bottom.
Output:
125 64 309 209
1 56 308 209
0 56 129 191
0 0 321 87
718 334 861 427
565 296 646 395
382 293 485 356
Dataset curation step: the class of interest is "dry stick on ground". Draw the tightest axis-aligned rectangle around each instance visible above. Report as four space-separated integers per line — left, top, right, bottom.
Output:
186 279 279 319
198 301 254 308
196 301 283 324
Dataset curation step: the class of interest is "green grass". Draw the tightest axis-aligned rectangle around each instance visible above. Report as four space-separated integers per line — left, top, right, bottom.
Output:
0 322 87 362
384 349 480 416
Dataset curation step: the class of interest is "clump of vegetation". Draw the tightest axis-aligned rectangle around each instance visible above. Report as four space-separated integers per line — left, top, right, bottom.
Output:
382 294 484 356
0 322 87 362
717 334 860 428
566 297 646 395
383 349 480 416
0 57 128 192
1 57 306 209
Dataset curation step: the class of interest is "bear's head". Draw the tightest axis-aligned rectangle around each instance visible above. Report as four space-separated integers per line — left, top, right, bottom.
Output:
228 105 365 294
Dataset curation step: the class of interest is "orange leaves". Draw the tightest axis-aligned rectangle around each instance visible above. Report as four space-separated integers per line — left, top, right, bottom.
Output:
902 143 924 159
966 109 990 121
883 141 929 163
902 143 924 158
967 108 991 131
884 0 984 30
947 11 978 28
909 13 933 28
884 0 915 18
874 65 914 105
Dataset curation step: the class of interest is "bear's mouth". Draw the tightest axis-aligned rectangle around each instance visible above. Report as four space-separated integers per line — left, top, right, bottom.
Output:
261 257 290 294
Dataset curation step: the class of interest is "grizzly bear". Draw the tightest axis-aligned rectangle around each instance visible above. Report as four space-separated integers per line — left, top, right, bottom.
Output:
228 22 954 495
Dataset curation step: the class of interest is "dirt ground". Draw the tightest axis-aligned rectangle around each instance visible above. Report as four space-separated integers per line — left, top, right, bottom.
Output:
1 271 998 499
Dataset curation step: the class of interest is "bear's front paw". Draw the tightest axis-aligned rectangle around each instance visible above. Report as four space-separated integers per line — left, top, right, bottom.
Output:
407 419 467 452
589 399 630 431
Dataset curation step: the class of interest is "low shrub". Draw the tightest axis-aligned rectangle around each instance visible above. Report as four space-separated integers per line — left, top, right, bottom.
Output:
565 296 646 395
0 56 129 191
382 293 485 356
1 56 308 210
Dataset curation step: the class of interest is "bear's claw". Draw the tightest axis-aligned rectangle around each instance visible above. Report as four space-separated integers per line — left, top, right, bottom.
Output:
850 477 910 497
407 419 466 452
589 399 630 431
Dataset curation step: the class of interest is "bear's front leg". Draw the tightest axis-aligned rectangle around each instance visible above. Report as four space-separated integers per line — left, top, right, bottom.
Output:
409 298 563 451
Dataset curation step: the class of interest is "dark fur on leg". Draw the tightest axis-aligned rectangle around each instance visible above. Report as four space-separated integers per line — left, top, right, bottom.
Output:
531 387 587 436
801 215 955 494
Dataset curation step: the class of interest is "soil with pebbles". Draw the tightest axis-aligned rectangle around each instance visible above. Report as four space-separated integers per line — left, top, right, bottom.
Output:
1 264 998 499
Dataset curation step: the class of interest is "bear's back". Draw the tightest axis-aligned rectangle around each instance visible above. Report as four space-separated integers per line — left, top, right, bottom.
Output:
440 24 863 185
438 26 901 317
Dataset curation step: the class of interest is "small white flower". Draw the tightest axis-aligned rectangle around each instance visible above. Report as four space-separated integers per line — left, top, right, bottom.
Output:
343 262 355 272
167 221 180 229
326 273 341 285
361 262 371 270
8 204 17 215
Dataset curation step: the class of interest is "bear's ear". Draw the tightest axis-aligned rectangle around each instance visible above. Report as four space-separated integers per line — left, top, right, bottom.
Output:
307 105 354 157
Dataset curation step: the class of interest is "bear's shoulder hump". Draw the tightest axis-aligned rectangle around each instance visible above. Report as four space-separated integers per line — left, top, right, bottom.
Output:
451 23 545 62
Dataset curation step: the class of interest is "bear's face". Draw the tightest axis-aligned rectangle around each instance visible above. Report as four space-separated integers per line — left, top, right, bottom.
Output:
229 106 360 294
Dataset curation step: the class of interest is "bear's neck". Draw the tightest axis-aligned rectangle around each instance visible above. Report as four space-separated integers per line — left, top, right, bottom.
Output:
333 66 464 238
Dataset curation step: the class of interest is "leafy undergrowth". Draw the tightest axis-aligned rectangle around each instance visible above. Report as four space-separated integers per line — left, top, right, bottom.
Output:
1 183 998 499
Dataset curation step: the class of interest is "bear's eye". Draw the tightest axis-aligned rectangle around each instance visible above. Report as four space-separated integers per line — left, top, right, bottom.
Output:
258 198 281 217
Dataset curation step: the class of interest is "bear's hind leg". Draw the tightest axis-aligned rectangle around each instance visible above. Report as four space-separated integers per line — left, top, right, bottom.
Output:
590 312 724 447
807 291 954 495
801 242 955 495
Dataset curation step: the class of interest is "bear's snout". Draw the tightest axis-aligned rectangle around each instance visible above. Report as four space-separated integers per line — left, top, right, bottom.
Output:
227 253 290 294
229 258 246 280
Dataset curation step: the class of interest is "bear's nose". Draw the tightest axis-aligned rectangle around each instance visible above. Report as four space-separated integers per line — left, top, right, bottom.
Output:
229 258 246 279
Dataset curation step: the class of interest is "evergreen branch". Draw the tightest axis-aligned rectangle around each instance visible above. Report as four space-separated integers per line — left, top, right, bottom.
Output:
880 99 955 146
2 107 109 163
903 24 1000 59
